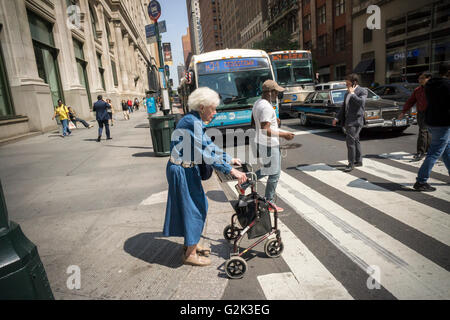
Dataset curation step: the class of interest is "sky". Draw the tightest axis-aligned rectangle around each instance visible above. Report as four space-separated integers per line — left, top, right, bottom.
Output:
155 0 189 88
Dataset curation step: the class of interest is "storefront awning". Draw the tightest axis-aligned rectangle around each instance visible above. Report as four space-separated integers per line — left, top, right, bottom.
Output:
354 59 375 74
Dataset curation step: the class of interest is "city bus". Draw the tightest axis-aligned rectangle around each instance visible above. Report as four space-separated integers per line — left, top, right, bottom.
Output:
179 49 278 134
269 50 315 118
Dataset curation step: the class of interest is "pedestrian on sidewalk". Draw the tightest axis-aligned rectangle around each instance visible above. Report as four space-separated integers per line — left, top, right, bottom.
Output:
106 98 115 126
163 87 247 267
68 106 93 129
52 99 72 137
133 98 140 111
121 99 130 120
332 74 368 172
236 80 294 213
92 95 112 142
127 99 133 113
414 62 450 192
398 71 432 160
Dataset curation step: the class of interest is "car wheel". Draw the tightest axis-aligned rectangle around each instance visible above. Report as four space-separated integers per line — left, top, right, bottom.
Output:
299 113 310 126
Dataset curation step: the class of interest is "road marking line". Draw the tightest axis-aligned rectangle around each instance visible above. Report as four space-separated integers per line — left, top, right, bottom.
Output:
227 181 352 300
340 158 450 202
292 128 335 135
297 163 450 246
380 151 448 176
273 169 450 299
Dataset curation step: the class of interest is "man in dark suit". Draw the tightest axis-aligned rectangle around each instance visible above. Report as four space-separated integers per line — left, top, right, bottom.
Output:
332 74 368 172
92 95 112 142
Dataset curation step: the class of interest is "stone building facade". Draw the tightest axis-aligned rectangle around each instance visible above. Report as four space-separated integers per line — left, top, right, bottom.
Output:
0 0 158 141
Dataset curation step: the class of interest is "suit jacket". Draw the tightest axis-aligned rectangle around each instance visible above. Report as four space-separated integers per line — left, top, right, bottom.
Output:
337 86 368 127
93 100 111 121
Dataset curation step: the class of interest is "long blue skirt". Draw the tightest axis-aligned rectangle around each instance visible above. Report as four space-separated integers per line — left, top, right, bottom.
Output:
163 161 208 246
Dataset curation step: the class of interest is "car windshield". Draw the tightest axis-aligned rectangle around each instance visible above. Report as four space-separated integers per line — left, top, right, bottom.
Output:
273 59 314 86
197 58 272 109
366 88 381 100
330 90 347 104
402 84 418 91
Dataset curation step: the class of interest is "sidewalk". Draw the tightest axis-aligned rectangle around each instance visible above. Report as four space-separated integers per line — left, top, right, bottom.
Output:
0 107 235 300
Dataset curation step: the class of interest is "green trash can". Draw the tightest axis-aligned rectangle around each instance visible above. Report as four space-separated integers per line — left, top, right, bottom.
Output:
149 115 175 157
0 180 54 300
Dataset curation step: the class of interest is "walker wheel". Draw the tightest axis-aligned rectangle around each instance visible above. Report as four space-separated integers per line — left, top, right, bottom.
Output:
223 224 240 241
264 238 284 258
225 257 247 279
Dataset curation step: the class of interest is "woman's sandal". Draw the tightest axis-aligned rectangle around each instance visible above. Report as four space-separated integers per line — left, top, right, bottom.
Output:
183 244 211 257
183 254 211 267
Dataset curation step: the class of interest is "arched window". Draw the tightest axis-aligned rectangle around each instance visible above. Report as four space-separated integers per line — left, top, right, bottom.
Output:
89 5 98 40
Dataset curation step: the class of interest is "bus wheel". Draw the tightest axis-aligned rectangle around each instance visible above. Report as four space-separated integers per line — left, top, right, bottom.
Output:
299 113 310 126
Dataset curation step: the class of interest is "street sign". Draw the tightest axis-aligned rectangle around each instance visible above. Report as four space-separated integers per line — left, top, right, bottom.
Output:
165 65 170 74
158 20 167 33
147 0 161 22
145 24 156 38
162 42 173 66
146 36 157 44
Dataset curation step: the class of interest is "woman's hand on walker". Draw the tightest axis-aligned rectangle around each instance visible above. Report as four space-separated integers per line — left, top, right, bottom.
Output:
231 158 242 166
230 168 247 185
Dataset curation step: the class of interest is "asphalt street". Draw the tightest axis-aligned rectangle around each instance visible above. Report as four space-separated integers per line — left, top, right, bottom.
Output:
0 111 448 300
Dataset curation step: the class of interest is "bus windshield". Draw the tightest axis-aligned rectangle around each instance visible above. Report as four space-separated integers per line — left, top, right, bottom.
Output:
273 59 314 86
197 58 272 109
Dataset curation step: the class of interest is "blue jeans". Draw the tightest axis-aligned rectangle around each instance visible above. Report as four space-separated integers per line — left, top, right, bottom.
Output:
242 144 281 202
417 126 450 183
61 119 71 136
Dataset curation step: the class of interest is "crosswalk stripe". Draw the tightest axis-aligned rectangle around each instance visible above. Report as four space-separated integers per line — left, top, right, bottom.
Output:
226 181 352 300
380 151 448 176
341 158 450 202
292 128 335 135
297 164 450 246
273 169 450 299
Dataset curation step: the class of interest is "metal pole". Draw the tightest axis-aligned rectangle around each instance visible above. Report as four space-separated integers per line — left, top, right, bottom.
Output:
0 179 9 230
155 21 164 68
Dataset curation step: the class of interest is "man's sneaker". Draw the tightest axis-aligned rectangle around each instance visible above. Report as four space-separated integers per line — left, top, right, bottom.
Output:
235 184 245 196
413 153 425 161
413 182 436 192
343 164 354 172
354 162 363 167
269 205 284 213
96 136 101 142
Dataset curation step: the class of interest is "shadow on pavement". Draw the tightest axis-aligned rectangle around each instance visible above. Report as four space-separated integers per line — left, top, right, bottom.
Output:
123 232 184 269
132 151 156 157
206 190 229 203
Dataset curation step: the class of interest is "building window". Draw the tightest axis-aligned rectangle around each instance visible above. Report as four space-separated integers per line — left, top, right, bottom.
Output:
317 34 327 56
28 11 64 107
335 64 346 80
111 60 119 87
89 5 98 40
97 53 106 90
73 38 92 108
335 27 345 52
303 14 311 31
105 18 112 49
0 41 15 118
304 41 312 51
335 0 345 16
318 6 326 25
363 28 372 43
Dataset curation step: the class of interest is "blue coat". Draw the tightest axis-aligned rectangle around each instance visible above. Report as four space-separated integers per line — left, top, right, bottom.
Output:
93 100 111 121
163 111 233 246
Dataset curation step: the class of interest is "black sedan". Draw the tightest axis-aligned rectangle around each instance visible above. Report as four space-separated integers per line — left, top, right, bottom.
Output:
291 88 417 133
372 83 418 104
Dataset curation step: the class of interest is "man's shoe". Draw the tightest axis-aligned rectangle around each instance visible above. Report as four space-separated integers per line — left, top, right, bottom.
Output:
96 136 101 142
344 164 354 172
88 124 93 128
354 162 363 167
413 153 425 161
235 184 245 195
269 205 284 213
106 137 112 140
413 182 436 192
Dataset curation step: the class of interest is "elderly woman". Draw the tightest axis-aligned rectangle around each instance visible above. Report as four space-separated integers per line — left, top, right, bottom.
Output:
163 87 247 267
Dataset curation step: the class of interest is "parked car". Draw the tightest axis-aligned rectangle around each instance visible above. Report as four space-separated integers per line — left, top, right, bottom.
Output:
314 81 347 91
291 88 417 133
372 83 418 103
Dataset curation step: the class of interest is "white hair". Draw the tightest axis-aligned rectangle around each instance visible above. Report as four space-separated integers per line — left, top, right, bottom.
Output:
188 87 220 111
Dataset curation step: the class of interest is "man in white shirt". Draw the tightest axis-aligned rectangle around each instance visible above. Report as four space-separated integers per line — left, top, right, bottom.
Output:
237 80 294 212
